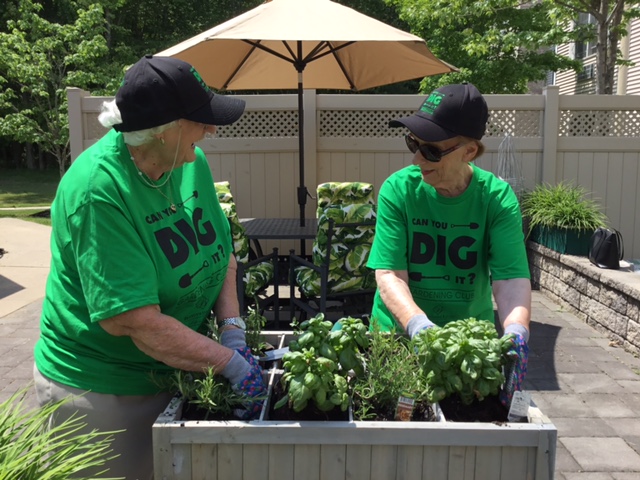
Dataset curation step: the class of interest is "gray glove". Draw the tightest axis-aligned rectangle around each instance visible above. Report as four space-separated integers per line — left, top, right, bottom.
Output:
220 328 247 350
406 313 436 338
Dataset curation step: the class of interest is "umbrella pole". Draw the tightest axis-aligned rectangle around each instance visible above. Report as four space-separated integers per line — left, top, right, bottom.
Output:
297 74 306 231
296 43 308 256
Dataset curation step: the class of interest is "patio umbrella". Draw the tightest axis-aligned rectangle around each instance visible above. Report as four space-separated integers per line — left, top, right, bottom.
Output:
157 0 456 226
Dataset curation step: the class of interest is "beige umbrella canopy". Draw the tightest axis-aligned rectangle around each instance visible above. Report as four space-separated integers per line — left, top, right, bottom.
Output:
157 0 456 225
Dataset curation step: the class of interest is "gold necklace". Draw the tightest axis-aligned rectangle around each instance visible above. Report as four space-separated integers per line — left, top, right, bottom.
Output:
130 130 182 212
131 160 178 212
156 184 177 213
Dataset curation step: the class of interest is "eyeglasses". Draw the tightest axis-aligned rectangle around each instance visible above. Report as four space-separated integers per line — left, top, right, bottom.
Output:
405 134 464 163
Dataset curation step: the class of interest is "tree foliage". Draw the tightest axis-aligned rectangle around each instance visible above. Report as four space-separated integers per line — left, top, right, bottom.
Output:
0 0 111 176
3 0 634 172
0 0 262 172
387 0 582 94
549 0 640 94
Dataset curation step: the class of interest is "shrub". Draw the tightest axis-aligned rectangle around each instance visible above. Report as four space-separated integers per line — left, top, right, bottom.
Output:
521 181 607 235
0 388 121 479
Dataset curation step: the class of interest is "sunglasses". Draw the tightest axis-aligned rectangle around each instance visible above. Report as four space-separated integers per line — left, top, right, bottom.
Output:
405 134 464 163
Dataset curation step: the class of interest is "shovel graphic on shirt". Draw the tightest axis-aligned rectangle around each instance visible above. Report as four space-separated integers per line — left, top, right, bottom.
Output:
179 260 209 288
450 222 479 229
409 272 450 283
177 191 198 209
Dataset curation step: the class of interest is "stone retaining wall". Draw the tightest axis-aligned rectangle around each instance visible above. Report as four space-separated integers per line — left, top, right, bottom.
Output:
527 241 640 356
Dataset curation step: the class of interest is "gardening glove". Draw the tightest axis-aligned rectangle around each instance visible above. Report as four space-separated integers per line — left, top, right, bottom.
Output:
406 313 436 339
220 327 247 350
221 350 266 420
499 324 530 408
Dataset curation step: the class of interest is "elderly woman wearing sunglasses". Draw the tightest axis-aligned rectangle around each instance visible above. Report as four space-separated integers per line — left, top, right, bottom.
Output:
367 83 531 409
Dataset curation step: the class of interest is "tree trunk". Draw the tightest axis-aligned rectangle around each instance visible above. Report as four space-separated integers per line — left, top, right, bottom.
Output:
25 142 37 170
10 142 23 168
606 2 625 94
55 145 69 179
595 2 609 94
38 146 46 171
595 0 624 94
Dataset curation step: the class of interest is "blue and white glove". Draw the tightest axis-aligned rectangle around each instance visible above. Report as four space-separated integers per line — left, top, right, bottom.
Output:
499 324 530 408
406 313 436 339
220 344 266 420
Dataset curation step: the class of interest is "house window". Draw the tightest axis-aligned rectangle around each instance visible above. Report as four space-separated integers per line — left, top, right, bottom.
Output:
546 70 556 86
575 13 597 59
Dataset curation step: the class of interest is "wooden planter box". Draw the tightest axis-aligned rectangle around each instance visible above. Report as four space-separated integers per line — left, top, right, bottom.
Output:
153 333 557 480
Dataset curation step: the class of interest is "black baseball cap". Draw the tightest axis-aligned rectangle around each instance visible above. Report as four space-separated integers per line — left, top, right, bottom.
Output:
389 83 488 142
114 55 245 132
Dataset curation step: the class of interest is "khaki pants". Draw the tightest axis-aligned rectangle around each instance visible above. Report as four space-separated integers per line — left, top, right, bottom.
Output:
33 364 174 480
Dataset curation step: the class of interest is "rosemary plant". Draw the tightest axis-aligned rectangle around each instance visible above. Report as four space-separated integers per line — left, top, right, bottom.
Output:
351 325 429 421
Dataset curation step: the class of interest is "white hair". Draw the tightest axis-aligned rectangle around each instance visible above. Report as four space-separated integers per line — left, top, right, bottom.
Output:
98 99 177 146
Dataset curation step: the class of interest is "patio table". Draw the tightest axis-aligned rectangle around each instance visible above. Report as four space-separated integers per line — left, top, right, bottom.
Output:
240 217 318 257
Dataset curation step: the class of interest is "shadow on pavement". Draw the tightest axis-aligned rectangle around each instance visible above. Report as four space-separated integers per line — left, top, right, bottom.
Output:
0 275 24 300
527 319 561 391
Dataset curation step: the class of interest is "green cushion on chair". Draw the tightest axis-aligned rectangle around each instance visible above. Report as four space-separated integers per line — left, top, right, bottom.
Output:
215 180 235 204
316 182 375 217
219 202 250 264
242 262 275 298
296 202 376 297
214 182 274 298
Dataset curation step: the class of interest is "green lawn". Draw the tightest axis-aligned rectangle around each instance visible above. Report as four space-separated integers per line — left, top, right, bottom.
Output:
0 168 60 226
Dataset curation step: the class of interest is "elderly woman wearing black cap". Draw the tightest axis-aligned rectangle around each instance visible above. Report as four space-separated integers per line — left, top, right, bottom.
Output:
33 55 264 479
368 83 531 408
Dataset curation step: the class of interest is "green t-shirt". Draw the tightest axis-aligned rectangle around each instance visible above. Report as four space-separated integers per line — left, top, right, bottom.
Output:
367 164 530 332
34 129 232 395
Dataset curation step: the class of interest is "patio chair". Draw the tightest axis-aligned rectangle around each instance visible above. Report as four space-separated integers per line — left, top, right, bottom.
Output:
315 181 375 217
290 190 377 322
214 181 279 322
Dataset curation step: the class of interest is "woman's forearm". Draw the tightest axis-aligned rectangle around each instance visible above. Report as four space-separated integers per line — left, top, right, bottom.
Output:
376 269 424 331
100 305 233 373
492 278 532 333
213 254 241 321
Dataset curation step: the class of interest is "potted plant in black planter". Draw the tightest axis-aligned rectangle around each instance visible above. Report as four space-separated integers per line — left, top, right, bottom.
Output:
521 182 607 255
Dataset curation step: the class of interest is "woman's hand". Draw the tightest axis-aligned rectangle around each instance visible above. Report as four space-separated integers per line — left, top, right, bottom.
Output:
221 349 266 419
499 330 529 408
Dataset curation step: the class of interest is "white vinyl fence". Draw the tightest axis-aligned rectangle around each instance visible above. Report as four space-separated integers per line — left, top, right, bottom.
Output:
68 86 640 259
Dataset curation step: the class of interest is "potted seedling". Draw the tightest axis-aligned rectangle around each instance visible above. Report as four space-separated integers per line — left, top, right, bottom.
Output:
271 315 369 420
521 181 607 255
351 326 436 421
163 306 271 421
412 318 513 422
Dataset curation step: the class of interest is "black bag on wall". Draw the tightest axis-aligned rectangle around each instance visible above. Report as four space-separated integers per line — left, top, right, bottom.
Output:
588 228 624 269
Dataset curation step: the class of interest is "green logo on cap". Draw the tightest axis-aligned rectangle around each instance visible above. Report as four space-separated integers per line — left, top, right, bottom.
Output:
190 67 211 92
420 91 445 115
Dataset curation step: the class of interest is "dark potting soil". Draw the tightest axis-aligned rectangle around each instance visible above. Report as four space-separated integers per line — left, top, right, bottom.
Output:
351 398 437 422
268 381 350 421
438 393 509 423
180 402 238 421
